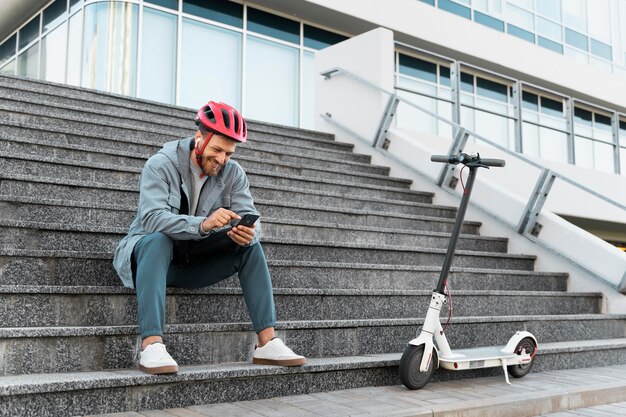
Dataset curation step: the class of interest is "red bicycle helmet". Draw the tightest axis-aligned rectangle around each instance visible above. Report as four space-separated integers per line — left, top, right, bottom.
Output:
195 101 247 143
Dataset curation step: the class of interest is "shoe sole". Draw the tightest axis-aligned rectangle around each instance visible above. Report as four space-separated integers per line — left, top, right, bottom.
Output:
253 357 306 366
139 365 179 375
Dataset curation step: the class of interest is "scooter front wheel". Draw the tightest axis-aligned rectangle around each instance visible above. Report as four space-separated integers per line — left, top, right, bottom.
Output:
399 344 436 390
507 337 536 378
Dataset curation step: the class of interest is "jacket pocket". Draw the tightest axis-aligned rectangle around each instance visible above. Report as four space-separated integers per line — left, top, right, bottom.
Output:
168 194 181 215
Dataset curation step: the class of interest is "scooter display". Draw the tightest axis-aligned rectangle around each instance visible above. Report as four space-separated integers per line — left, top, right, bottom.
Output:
399 153 538 390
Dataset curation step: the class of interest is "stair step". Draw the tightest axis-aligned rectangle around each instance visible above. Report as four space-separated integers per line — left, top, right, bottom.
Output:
0 109 372 164
1 314 624 376
0 154 424 202
0 285 602 327
261 238 536 270
0 252 566 291
0 74 336 143
0 194 476 233
3 339 626 417
0 176 435 212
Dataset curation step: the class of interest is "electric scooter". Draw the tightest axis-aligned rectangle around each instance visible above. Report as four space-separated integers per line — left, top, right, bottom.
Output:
399 153 538 390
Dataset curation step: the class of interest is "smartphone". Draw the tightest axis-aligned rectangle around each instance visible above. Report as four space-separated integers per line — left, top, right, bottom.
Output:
233 213 259 227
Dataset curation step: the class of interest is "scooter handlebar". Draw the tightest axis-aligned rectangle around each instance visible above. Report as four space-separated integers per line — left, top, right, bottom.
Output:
480 158 506 167
430 154 506 167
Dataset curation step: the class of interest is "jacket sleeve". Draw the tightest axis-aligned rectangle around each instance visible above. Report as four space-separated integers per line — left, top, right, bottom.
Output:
228 165 261 245
138 157 205 240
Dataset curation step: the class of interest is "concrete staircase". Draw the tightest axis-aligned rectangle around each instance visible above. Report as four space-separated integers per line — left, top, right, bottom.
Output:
1 74 625 417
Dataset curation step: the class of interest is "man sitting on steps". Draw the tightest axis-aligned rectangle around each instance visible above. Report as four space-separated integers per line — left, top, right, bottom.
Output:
113 100 306 374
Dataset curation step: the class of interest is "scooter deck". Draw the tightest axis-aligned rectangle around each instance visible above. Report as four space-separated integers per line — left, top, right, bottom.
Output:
439 345 517 362
438 345 520 372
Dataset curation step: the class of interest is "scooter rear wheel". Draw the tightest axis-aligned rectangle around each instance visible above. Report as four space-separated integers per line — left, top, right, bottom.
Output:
399 344 436 390
507 337 536 378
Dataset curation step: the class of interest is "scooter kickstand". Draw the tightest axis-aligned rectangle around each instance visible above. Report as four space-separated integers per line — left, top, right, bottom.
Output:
501 359 511 385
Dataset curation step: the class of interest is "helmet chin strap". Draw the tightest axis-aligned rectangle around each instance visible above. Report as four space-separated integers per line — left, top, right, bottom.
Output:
194 132 214 178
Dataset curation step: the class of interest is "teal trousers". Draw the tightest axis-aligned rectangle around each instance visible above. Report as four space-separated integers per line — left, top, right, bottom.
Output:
132 232 276 339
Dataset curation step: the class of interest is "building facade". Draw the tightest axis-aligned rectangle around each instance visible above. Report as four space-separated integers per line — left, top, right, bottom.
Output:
0 0 625 178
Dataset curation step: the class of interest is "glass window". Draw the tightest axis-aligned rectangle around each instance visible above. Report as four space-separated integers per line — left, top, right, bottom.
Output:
565 28 588 51
540 127 568 163
507 24 535 43
82 2 138 96
438 0 471 19
43 0 67 32
565 46 588 64
522 122 540 156
0 34 17 67
474 108 513 149
41 23 67 83
303 25 347 50
145 0 179 11
537 0 561 21
0 59 15 75
474 11 504 31
301 50 315 129
246 35 299 126
418 0 435 5
396 89 439 136
180 18 242 109
66 11 83 86
140 8 177 104
19 17 40 50
587 0 611 43
507 4 534 31
476 77 508 102
508 0 532 10
563 0 586 33
17 43 39 78
620 120 626 146
398 54 437 83
537 17 561 41
461 72 474 92
247 7 299 45
70 0 82 14
541 97 563 116
621 148 626 175
538 37 563 53
182 0 242 28
590 39 612 60
574 107 593 125
440 66 451 86
522 91 538 111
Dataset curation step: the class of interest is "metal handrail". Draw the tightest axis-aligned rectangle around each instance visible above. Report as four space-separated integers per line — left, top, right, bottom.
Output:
321 66 626 214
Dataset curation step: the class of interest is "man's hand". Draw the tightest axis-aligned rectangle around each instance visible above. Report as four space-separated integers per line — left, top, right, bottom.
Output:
202 208 239 232
228 224 256 246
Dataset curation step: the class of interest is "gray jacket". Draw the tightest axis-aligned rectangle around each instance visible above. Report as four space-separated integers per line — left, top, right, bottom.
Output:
113 137 260 288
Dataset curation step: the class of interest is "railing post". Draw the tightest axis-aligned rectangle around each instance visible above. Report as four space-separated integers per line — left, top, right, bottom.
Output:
373 94 400 149
450 61 462 125
512 80 524 154
612 111 621 175
518 168 556 237
437 127 469 187
565 97 576 164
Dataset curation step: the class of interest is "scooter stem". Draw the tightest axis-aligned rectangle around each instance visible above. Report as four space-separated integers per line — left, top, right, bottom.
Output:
435 166 478 294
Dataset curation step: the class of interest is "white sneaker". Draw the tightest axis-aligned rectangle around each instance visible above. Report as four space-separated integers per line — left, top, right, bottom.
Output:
139 342 179 375
252 338 306 366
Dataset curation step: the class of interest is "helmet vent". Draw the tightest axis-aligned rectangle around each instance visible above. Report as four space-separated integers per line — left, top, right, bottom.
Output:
205 107 216 123
233 113 240 134
221 109 230 129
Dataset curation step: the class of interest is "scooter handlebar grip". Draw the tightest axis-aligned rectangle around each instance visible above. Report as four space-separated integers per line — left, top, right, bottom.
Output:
431 155 451 163
480 158 506 167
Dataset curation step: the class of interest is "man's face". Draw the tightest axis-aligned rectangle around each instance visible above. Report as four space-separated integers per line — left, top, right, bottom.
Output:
195 132 237 177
